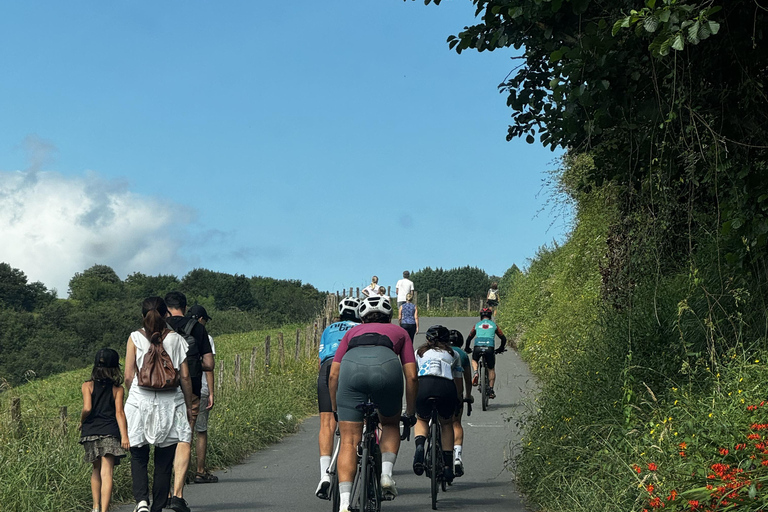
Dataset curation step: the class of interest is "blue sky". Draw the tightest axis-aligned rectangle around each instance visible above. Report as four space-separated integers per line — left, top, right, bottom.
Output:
0 1 568 296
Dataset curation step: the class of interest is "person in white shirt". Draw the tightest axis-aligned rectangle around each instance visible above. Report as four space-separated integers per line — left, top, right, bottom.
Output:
395 271 414 308
361 276 379 298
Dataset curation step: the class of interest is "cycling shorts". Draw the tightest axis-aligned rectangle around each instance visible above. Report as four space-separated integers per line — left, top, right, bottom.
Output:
336 346 403 422
487 299 499 307
317 358 334 413
472 346 496 370
416 376 458 420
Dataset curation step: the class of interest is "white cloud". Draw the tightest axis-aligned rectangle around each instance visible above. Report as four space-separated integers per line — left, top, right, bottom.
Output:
0 168 191 296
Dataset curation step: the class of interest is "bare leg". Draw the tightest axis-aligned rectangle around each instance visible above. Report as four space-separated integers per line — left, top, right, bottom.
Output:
440 417 454 449
489 368 496 389
173 441 192 497
99 455 115 512
378 413 402 456
453 410 464 446
318 411 336 458
195 431 207 475
337 421 363 483
91 458 102 511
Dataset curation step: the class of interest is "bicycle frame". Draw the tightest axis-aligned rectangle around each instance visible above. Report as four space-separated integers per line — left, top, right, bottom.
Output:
349 401 382 512
424 399 446 510
327 427 341 511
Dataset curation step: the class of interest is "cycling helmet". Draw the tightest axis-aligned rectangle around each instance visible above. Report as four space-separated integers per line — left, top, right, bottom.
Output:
426 325 450 343
357 295 392 320
338 296 360 321
448 329 464 348
480 307 493 319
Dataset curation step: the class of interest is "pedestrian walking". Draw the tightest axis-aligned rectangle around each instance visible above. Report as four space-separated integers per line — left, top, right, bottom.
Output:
79 348 130 512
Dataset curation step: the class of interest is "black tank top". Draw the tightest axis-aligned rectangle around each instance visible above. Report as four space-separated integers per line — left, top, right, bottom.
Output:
81 380 121 438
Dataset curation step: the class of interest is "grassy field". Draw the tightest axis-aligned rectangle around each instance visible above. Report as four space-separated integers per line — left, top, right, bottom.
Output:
0 324 319 512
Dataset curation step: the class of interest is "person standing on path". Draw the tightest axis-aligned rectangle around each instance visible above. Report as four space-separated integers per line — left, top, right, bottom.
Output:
315 297 361 499
486 282 500 317
361 276 379 298
395 271 414 308
124 297 196 512
187 305 218 484
79 348 130 512
329 295 418 511
398 292 419 343
164 291 215 512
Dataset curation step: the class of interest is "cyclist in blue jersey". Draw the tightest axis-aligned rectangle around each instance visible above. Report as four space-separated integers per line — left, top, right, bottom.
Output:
463 308 507 399
449 329 473 477
315 297 361 499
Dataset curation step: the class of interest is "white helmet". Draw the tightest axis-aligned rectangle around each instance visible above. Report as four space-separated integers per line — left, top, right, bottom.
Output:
358 295 392 320
338 296 360 320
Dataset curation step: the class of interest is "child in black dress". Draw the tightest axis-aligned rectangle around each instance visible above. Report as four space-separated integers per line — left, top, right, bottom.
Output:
79 348 130 512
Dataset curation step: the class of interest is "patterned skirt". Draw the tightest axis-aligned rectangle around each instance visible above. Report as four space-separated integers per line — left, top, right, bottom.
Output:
79 435 126 465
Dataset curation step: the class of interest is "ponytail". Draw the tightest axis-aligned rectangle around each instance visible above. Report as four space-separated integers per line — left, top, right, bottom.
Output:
141 296 168 342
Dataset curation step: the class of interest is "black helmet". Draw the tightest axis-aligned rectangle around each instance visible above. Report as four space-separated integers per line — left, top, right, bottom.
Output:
426 325 450 344
448 329 464 348
480 307 493 319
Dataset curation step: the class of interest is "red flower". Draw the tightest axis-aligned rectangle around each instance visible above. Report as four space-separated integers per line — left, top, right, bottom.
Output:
647 484 654 493
667 490 678 501
719 448 729 455
649 497 662 508
632 464 642 474
647 463 658 471
679 442 687 449
688 499 700 510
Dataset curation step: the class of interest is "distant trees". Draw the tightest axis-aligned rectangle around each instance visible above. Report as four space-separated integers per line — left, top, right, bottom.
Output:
410 266 498 300
0 262 326 386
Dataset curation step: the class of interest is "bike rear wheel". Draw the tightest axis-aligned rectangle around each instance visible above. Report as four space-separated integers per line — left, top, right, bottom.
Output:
480 363 489 411
331 470 340 512
430 413 439 509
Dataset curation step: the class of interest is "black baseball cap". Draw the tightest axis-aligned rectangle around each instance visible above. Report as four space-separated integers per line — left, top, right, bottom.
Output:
94 348 120 368
188 304 212 321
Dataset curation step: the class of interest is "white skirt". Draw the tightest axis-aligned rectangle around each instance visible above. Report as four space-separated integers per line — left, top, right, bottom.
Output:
125 387 192 448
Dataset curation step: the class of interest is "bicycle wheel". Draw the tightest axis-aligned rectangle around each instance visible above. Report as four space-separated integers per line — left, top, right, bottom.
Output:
480 363 489 411
367 451 381 512
331 470 340 512
430 414 439 510
359 446 369 512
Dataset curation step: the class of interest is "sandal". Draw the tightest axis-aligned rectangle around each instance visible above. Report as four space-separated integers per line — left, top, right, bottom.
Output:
195 471 219 483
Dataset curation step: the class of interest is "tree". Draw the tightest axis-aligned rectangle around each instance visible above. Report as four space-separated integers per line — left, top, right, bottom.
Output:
68 264 124 303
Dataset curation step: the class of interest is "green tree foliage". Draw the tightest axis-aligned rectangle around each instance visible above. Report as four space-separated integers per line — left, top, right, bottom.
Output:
0 263 326 385
410 265 493 299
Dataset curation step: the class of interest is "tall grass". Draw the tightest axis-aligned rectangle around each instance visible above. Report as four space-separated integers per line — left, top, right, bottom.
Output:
0 324 317 512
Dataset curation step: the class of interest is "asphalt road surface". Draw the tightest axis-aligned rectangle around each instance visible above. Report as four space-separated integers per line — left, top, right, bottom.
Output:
117 316 537 512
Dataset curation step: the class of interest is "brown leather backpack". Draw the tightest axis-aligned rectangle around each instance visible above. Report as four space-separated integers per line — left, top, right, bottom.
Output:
137 329 180 390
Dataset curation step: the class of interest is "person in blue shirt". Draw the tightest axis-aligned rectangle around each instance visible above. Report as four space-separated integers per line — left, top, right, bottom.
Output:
449 329 473 477
315 297 361 499
464 308 507 399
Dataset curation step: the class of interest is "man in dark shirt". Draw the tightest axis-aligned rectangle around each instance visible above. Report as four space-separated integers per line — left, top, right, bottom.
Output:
165 291 215 512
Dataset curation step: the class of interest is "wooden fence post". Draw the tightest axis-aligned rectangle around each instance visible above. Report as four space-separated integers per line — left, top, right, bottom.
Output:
427 293 430 310
349 287 353 297
295 329 301 361
59 406 67 436
305 326 312 359
313 321 319 351
479 299 483 310
11 397 21 434
467 297 471 313
234 354 241 389
414 290 418 306
264 336 271 375
356 287 360 298
387 286 391 297
441 296 444 309
250 346 258 381
279 332 285 367
217 360 224 393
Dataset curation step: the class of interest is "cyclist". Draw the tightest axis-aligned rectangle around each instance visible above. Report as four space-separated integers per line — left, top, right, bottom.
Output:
329 295 418 512
448 329 472 477
463 308 507 399
412 325 462 483
315 297 361 499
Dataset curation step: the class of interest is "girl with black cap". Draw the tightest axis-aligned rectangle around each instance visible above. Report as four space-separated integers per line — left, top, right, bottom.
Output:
79 347 130 512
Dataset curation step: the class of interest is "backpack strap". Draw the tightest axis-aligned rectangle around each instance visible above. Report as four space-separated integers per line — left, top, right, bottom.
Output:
182 318 197 337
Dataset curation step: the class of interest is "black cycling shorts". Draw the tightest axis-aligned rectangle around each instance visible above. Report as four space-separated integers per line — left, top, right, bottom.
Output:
472 346 496 370
317 358 334 413
416 376 458 420
487 299 499 307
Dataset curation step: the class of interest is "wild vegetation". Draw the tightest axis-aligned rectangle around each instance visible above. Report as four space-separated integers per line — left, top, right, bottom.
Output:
0 263 326 385
0 326 317 512
430 0 768 510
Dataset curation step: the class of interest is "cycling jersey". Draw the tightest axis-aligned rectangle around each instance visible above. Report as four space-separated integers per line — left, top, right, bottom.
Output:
453 346 470 374
416 348 462 380
333 323 416 365
471 319 500 348
318 320 359 363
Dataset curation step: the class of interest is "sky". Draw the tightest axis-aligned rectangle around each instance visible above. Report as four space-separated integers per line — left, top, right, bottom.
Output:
0 1 569 297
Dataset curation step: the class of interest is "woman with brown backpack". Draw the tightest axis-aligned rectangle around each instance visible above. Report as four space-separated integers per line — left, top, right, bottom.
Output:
123 297 196 512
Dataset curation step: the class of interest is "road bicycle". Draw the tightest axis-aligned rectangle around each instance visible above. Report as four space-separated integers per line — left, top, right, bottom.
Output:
346 402 413 512
476 347 505 411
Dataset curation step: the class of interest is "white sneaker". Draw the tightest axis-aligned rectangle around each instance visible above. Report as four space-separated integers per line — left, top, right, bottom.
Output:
315 475 331 499
380 474 398 499
454 458 464 477
133 501 149 512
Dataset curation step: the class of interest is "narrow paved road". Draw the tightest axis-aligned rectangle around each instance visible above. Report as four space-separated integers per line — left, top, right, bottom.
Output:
117 316 537 512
